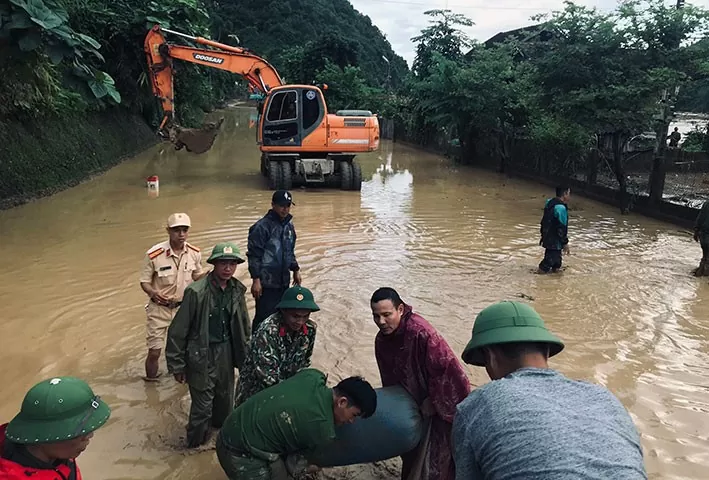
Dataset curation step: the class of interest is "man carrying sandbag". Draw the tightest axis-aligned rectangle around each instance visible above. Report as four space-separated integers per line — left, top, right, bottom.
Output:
371 287 471 480
235 285 320 406
216 368 377 480
453 301 647 479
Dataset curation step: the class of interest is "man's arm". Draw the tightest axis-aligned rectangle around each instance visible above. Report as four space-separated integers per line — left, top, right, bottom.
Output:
452 405 484 480
302 326 316 369
553 204 569 247
695 202 709 240
139 255 170 304
192 251 207 281
247 222 269 280
247 327 282 390
165 288 197 376
288 224 300 273
233 291 252 368
424 333 472 423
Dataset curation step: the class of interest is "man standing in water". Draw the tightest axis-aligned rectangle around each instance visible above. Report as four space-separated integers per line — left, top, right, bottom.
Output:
247 190 302 330
693 200 709 276
538 186 571 274
1 376 111 479
454 300 647 479
371 287 471 480
235 285 320 405
166 242 251 448
140 213 205 381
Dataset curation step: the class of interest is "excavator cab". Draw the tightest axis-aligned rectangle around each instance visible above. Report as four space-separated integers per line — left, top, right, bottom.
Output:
259 86 325 147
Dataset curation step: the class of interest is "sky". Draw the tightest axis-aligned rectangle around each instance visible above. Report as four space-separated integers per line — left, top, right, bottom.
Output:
347 0 709 66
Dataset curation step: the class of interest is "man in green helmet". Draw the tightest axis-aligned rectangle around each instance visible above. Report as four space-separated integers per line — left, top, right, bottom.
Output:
0 377 111 480
452 301 647 479
235 286 320 406
166 242 251 448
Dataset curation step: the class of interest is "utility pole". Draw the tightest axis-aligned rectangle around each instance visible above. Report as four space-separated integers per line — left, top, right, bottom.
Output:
649 0 683 204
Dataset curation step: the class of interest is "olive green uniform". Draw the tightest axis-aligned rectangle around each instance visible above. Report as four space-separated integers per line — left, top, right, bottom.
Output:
166 272 251 447
217 368 336 480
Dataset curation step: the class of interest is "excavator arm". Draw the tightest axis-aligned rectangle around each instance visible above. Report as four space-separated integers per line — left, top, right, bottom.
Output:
143 25 284 153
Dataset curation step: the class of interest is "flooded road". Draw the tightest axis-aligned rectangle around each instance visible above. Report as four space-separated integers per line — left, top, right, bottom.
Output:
1 106 708 479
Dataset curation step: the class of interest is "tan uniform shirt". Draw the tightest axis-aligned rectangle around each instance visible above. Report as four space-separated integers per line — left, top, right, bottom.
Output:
140 240 204 338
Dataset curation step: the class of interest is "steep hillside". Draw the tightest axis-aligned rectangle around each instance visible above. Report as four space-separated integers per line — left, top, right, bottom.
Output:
210 0 408 89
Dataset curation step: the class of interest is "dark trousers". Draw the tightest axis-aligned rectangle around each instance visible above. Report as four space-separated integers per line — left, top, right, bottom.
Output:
186 341 234 448
253 287 287 331
539 249 562 273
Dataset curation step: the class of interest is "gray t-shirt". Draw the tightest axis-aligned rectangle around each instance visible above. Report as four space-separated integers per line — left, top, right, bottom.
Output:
453 368 647 480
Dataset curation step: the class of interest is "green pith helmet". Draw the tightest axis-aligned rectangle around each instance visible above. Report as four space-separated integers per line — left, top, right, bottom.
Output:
6 377 111 445
276 286 320 312
207 242 245 265
462 301 565 366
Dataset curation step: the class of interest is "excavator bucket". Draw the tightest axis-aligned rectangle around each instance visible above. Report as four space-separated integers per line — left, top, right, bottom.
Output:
169 117 225 154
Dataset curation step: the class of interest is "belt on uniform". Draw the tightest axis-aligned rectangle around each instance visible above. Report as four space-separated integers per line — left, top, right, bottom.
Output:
153 300 182 309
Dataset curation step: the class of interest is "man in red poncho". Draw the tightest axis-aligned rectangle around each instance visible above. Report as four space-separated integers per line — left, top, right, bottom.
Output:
371 287 471 480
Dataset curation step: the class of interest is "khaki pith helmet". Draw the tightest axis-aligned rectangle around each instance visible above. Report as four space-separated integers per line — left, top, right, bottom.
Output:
167 213 191 228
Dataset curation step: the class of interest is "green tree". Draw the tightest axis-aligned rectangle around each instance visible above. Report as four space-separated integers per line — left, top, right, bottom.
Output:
411 9 474 77
0 0 120 118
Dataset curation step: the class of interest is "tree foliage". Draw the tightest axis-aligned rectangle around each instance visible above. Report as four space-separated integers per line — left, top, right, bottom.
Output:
0 0 120 117
393 0 709 209
0 0 409 126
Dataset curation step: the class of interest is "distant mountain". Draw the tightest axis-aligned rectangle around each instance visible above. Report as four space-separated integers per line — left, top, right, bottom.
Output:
209 0 409 89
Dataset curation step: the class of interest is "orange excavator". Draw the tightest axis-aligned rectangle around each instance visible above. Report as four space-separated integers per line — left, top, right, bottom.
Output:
144 25 380 191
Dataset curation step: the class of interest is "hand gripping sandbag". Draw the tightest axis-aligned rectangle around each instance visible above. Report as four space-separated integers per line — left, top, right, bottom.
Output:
307 385 423 467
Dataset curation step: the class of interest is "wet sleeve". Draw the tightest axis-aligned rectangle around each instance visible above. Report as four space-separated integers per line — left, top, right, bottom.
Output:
247 222 268 279
289 225 300 272
696 202 709 232
374 342 396 387
425 332 472 423
553 205 569 246
139 254 155 284
302 327 316 369
165 288 196 374
453 401 485 480
249 329 281 389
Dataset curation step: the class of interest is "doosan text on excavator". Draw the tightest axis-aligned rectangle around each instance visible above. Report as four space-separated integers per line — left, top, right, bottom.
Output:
144 25 381 191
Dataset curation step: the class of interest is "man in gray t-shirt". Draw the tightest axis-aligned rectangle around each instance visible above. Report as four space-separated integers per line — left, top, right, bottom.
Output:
453 301 647 480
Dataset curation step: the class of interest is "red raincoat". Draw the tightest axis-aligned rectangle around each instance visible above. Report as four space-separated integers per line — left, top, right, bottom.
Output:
375 304 471 480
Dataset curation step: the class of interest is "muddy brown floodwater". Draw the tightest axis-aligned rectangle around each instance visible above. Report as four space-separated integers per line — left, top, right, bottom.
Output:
1 106 709 480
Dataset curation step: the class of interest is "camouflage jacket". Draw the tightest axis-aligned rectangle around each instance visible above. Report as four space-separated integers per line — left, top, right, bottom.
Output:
235 312 316 405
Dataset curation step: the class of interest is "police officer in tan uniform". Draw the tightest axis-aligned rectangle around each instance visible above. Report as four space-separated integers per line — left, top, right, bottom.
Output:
140 213 205 381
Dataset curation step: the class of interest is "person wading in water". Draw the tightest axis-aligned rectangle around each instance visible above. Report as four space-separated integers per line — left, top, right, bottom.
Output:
247 190 302 331
538 186 571 274
166 242 251 448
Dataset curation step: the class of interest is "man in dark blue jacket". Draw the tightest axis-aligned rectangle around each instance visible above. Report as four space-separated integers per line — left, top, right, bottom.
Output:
538 186 571 273
247 190 302 330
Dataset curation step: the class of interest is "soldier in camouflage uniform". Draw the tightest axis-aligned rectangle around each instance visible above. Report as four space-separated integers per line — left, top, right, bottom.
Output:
235 286 320 406
166 242 251 448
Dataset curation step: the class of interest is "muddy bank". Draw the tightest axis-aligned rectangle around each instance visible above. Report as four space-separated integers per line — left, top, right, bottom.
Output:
0 109 157 210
